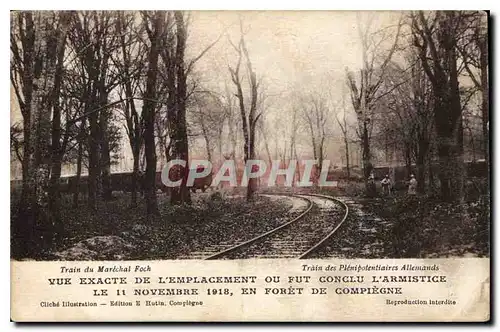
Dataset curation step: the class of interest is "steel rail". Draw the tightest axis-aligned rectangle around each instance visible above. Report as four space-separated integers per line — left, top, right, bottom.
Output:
298 193 349 259
205 194 313 260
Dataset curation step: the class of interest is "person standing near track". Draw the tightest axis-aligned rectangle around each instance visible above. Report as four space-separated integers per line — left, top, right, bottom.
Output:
408 174 417 196
381 174 391 196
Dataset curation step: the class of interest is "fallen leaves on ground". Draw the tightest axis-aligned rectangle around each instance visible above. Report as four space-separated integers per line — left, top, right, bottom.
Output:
13 192 296 260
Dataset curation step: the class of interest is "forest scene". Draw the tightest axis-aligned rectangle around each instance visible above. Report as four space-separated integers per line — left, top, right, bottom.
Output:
10 10 489 261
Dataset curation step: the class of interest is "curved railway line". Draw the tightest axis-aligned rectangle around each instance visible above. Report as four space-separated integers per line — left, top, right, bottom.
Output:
199 193 349 260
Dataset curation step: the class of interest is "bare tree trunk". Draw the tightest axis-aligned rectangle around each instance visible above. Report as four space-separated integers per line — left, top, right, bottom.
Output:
224 86 238 160
469 126 476 162
228 23 259 201
344 138 350 179
259 126 272 166
10 12 47 256
217 128 223 163
336 104 351 180
229 114 237 160
23 12 57 252
48 16 68 239
130 134 141 208
142 11 163 217
99 93 112 201
164 11 192 205
200 114 212 163
346 15 401 194
247 96 258 198
131 144 140 206
362 121 372 180
68 12 116 210
87 103 99 210
83 54 100 211
428 148 435 193
72 123 85 208
404 141 412 178
449 27 464 202
16 13 35 216
116 12 143 207
318 135 325 176
294 147 301 183
140 147 146 170
479 34 489 166
289 113 297 186
20 120 32 209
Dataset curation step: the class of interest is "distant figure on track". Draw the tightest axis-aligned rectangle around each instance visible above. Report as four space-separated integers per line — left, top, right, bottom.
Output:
408 174 417 196
381 174 391 196
367 172 377 197
138 170 146 197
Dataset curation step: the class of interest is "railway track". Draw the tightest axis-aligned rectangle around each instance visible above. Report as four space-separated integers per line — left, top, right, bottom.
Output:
175 194 313 260
205 193 349 260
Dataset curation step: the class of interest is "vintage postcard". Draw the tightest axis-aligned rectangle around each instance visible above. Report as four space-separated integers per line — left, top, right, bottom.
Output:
10 10 490 322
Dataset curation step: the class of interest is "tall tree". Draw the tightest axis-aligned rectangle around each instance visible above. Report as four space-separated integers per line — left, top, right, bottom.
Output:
142 11 164 216
410 58 434 194
335 96 351 180
346 13 402 191
160 11 191 205
159 11 220 204
457 13 489 166
302 94 329 181
412 11 466 201
47 12 71 238
11 11 67 251
115 12 146 207
228 21 261 200
191 93 227 164
377 57 434 193
69 11 119 208
289 106 301 185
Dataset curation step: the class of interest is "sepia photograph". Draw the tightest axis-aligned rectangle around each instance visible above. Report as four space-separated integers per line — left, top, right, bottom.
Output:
10 10 490 263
